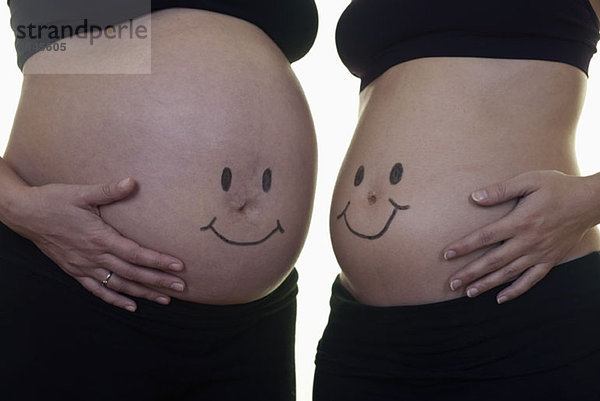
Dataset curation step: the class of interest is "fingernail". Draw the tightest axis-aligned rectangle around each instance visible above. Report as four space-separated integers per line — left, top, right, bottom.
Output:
118 177 130 189
471 190 488 202
171 282 185 292
497 296 507 304
444 250 456 260
169 263 183 271
125 305 136 312
156 296 170 305
450 279 462 291
467 288 479 297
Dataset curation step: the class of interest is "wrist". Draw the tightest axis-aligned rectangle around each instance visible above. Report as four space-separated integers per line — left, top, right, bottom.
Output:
0 183 36 229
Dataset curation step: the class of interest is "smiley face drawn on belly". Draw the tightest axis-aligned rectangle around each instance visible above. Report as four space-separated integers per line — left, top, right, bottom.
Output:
337 163 410 240
201 167 284 246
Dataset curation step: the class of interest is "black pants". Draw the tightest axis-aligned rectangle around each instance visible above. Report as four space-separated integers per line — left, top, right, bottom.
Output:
0 222 297 401
314 252 600 401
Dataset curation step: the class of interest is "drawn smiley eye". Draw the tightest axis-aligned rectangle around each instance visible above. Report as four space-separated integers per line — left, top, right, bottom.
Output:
354 163 403 186
222 167 272 192
354 165 365 187
389 163 403 185
221 167 232 192
262 168 272 193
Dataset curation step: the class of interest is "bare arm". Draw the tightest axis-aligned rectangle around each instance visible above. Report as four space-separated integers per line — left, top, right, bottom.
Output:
0 155 30 223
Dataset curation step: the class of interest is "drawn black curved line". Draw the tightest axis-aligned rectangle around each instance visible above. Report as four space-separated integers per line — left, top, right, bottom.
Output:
337 198 409 240
201 217 285 246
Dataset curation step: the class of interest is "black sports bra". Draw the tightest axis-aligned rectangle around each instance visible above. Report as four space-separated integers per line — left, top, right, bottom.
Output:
7 0 318 70
336 0 600 90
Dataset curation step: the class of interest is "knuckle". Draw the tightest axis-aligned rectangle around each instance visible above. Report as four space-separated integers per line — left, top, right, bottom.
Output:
459 269 475 284
478 230 494 247
153 254 166 268
529 272 545 287
520 275 535 288
486 254 504 269
101 183 113 199
141 288 160 300
523 235 540 248
475 281 490 293
74 189 89 205
62 256 81 270
503 266 519 278
528 266 547 282
130 247 144 266
510 281 528 295
492 182 508 200
94 252 111 267
109 279 125 292
89 230 109 247
453 242 470 255
118 266 137 281
154 277 171 289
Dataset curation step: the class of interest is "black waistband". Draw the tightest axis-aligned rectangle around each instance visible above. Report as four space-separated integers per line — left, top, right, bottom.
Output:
317 251 600 379
332 251 600 321
0 220 297 329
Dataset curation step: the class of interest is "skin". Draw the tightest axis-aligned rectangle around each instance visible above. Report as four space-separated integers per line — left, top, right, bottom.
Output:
336 164 410 240
1 9 317 309
200 167 285 246
443 170 600 303
441 0 600 303
331 52 600 305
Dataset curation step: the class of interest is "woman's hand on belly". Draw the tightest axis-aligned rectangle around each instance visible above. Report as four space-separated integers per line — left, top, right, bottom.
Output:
443 170 600 304
8 177 186 312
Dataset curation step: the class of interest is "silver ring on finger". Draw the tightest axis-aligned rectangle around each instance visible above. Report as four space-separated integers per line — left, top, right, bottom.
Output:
102 271 114 287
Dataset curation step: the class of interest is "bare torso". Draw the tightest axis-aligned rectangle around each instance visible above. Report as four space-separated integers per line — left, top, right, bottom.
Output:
3 9 317 304
331 54 600 305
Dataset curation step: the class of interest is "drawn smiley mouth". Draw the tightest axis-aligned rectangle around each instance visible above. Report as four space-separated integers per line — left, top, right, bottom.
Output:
337 198 409 240
201 166 285 246
201 217 285 246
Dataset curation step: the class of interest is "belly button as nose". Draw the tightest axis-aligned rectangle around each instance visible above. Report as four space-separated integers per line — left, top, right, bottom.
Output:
367 192 377 205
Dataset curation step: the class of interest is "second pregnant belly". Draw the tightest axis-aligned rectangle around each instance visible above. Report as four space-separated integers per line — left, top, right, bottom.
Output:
331 126 600 306
331 152 520 306
329 59 600 306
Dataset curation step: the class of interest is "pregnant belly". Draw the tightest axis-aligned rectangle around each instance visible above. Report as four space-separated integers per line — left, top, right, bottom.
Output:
332 150 600 306
331 158 521 306
330 58 600 306
3 9 317 304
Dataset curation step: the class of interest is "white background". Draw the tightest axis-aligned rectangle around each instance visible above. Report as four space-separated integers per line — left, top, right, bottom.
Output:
1 3 599 400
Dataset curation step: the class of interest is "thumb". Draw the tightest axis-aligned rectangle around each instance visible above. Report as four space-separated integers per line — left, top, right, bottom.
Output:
82 177 136 206
471 173 536 206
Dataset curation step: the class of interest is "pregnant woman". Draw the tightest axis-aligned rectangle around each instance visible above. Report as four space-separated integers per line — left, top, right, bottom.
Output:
0 1 317 400
315 1 600 399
